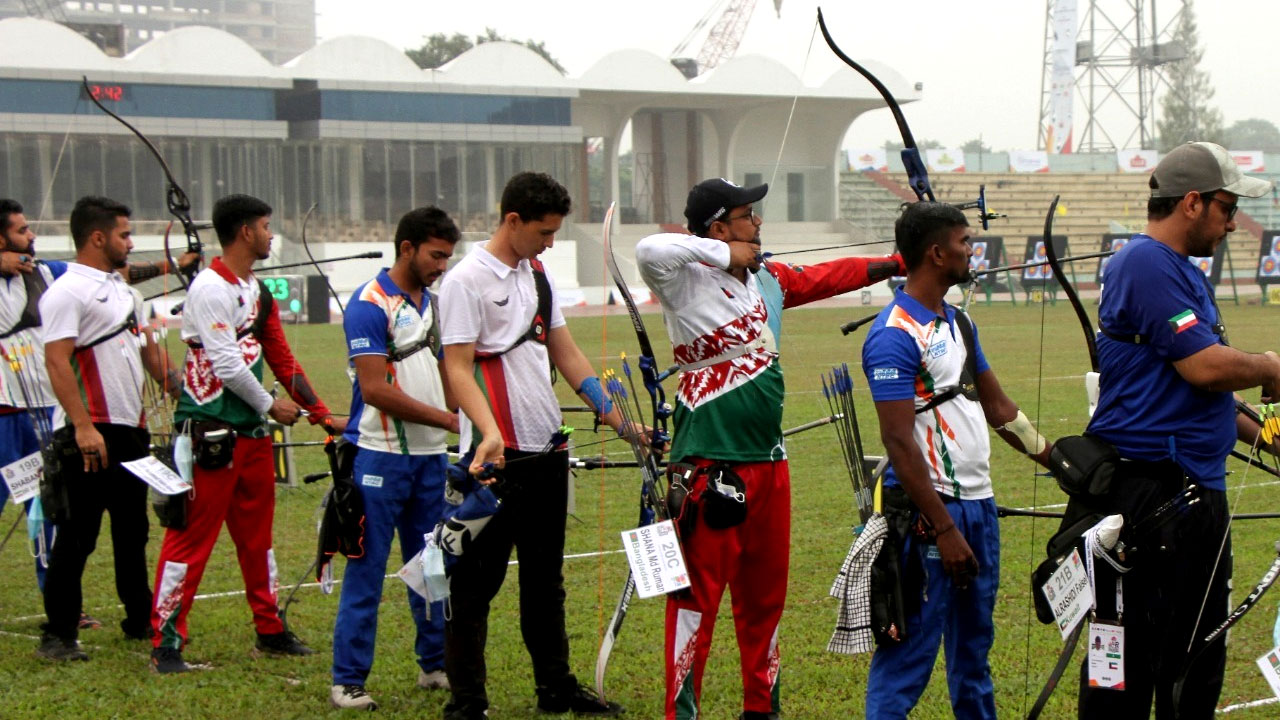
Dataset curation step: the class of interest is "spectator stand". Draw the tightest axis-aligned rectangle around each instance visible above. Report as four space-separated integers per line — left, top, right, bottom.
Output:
1099 233 1237 306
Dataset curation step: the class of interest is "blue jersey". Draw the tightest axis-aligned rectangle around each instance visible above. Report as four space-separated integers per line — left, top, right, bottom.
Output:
342 270 448 455
1087 235 1234 488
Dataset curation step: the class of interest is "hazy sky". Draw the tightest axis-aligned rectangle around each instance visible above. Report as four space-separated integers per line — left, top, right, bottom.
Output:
315 0 1280 152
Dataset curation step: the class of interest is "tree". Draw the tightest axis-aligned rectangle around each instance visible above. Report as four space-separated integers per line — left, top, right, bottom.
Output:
406 27 566 73
1221 118 1280 152
1156 4 1223 151
961 137 991 154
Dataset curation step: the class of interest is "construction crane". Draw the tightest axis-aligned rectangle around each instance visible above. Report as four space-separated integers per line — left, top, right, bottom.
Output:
670 0 783 78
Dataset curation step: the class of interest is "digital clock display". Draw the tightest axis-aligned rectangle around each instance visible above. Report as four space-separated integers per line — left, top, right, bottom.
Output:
81 83 129 102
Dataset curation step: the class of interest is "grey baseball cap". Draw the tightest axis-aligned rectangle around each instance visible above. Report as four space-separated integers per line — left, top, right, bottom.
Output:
1150 141 1272 199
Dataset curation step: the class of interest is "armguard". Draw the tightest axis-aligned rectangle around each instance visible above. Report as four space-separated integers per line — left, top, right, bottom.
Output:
1000 409 1047 456
575 376 613 417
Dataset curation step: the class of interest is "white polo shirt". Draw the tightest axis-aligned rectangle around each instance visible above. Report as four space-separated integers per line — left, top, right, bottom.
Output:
438 245 566 453
40 262 145 428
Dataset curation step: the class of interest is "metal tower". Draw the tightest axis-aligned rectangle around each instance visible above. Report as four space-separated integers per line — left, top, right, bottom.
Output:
1038 0 1188 152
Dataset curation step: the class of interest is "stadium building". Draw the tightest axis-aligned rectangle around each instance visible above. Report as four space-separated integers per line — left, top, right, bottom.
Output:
0 17 911 300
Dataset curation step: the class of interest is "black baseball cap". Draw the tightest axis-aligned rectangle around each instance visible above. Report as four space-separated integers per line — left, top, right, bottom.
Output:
684 178 769 236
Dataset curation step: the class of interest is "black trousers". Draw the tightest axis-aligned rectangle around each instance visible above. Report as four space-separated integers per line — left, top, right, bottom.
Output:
41 423 152 641
1077 462 1230 720
444 448 573 715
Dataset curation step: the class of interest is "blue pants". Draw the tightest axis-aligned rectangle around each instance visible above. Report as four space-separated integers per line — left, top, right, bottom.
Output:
866 497 1000 720
0 408 56 592
332 449 447 686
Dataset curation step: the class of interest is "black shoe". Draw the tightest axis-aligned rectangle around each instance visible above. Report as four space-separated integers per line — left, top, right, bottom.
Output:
150 646 190 674
254 630 316 656
442 700 488 720
739 713 780 720
121 619 154 640
36 633 88 662
536 682 623 716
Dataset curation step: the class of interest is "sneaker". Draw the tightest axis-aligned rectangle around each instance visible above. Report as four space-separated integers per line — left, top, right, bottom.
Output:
536 682 623 716
78 612 103 630
330 684 378 710
254 630 316 656
739 713 780 720
150 647 190 674
418 669 450 690
36 633 88 662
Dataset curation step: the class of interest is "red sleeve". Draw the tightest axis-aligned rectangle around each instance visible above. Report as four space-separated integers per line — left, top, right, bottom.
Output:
770 254 905 309
257 299 333 423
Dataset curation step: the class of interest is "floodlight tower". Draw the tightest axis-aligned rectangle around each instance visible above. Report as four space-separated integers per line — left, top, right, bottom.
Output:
1038 0 1189 153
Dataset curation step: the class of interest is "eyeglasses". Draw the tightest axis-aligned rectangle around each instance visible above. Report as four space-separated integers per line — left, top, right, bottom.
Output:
725 209 761 225
1207 194 1239 221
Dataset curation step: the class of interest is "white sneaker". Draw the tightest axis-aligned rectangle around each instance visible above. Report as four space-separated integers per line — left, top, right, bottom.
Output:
330 684 378 710
417 669 450 690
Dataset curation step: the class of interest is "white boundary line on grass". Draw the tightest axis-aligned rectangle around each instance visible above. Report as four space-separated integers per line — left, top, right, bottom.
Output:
1218 695 1280 713
1010 477 1280 514
0 548 626 624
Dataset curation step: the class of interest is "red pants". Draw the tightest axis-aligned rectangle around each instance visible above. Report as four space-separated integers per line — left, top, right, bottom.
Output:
151 435 281 649
664 459 790 719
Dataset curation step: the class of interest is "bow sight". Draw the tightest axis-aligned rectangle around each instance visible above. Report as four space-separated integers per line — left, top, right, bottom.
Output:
952 185 1006 231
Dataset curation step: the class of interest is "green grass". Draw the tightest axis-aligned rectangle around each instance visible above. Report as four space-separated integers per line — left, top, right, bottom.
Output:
3 301 1280 719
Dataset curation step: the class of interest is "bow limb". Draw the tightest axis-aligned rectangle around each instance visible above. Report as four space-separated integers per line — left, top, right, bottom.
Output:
1172 542 1280 715
816 8 933 203
601 202 671 447
1026 619 1085 720
298 202 345 314
594 202 672 701
1041 195 1099 374
1168 402 1280 715
82 76 203 289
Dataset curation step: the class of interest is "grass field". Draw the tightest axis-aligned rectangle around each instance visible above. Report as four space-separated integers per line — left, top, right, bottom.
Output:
2 299 1280 719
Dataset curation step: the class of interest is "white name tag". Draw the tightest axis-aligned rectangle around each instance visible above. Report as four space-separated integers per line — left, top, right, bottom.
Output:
122 456 192 496
1086 621 1125 689
620 519 691 599
1 451 42 505
1257 646 1280 698
1041 547 1094 640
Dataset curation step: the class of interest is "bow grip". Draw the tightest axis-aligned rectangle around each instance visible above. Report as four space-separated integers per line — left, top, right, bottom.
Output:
899 148 935 202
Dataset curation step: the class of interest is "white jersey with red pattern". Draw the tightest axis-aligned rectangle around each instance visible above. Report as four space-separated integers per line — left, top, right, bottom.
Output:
635 232 902 463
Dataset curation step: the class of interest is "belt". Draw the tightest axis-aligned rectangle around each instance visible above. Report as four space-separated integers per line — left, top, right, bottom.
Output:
678 336 769 373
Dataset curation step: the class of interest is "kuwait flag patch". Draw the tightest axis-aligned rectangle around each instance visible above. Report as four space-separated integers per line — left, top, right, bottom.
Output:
1169 309 1199 334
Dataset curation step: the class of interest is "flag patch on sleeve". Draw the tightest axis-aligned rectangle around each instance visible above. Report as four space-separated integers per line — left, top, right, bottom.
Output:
1168 310 1198 334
